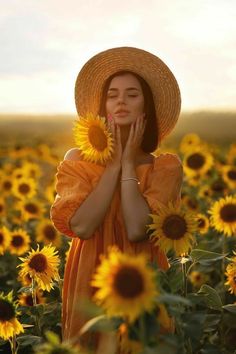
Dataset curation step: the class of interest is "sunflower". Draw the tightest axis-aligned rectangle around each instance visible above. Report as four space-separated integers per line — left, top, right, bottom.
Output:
21 160 43 179
179 133 201 154
18 244 60 292
208 195 236 237
227 143 236 166
148 203 198 256
1 175 13 196
91 247 158 323
188 271 209 288
221 165 236 190
196 213 210 235
182 194 199 212
0 291 24 340
199 185 213 200
209 178 228 197
9 229 31 256
73 113 114 164
12 177 37 200
36 219 61 247
225 262 236 295
12 167 27 180
18 290 46 307
16 199 45 221
0 226 11 255
183 148 214 177
186 173 203 187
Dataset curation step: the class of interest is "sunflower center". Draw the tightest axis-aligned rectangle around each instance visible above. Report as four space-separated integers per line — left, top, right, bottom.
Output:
19 183 30 195
88 126 108 151
44 225 56 240
162 215 187 240
220 204 236 223
198 218 206 228
227 170 236 181
0 233 3 245
11 235 24 247
211 180 225 193
0 204 4 213
0 299 15 322
113 266 144 298
28 254 47 272
187 153 205 170
187 198 198 210
3 181 12 191
25 203 38 214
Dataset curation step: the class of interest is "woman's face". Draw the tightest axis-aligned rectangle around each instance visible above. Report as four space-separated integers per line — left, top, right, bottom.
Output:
105 73 145 126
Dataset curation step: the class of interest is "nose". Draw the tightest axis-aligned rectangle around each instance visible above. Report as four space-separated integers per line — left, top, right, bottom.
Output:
117 93 126 105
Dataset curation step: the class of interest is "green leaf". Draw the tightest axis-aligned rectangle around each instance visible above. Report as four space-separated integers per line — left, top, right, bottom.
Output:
198 285 222 311
157 294 192 306
222 304 236 314
190 249 226 264
16 335 42 347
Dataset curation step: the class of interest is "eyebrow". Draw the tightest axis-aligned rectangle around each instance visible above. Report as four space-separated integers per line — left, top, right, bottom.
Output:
108 87 140 91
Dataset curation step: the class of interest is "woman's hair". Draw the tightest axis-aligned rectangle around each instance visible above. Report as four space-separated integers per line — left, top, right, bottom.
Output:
99 70 158 153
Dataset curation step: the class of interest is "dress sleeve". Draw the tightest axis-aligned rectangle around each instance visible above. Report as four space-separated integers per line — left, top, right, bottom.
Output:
50 161 92 238
143 153 183 213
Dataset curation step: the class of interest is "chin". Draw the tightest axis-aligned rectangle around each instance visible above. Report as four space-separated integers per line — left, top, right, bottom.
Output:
114 119 132 126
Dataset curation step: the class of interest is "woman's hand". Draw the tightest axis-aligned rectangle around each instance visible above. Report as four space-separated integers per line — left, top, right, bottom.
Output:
107 114 122 169
122 113 146 167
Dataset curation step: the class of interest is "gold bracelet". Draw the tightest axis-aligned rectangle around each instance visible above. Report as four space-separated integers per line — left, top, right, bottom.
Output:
121 177 140 185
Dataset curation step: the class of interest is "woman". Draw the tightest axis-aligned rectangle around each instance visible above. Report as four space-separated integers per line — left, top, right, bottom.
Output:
50 46 183 349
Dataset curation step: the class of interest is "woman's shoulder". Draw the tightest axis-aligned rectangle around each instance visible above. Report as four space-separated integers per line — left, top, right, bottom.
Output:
154 152 182 168
64 148 83 161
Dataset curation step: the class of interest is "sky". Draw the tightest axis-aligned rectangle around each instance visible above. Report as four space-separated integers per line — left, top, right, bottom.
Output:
0 0 236 114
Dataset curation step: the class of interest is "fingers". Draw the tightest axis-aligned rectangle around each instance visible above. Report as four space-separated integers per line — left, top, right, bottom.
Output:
107 114 115 138
133 113 146 141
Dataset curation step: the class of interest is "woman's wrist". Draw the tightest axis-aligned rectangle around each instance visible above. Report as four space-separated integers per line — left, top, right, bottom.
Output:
121 162 137 179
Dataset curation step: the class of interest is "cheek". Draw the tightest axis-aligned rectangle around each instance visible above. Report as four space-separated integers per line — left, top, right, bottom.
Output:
134 98 144 113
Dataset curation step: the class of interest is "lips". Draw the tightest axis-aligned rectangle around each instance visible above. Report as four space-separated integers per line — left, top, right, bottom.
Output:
115 109 130 116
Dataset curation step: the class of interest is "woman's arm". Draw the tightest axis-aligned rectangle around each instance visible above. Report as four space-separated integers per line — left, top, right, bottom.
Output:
119 115 151 242
68 121 122 240
69 163 120 239
121 162 152 242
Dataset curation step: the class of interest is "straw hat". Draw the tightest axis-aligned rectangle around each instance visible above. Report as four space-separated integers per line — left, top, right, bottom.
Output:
75 46 181 142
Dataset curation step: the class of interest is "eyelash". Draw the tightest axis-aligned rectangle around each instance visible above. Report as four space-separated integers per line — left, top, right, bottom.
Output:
107 94 138 99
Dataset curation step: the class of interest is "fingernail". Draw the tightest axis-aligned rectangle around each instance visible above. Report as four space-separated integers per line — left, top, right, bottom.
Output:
107 114 113 121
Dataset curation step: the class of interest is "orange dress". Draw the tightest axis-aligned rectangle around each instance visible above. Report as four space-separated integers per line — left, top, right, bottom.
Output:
50 152 183 344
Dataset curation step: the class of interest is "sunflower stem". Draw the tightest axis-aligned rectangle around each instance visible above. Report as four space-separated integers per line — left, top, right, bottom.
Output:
221 234 226 304
185 261 196 278
181 260 188 297
31 278 41 336
139 315 147 347
9 335 17 354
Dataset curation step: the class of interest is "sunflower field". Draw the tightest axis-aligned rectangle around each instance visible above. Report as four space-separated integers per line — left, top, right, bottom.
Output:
0 117 236 354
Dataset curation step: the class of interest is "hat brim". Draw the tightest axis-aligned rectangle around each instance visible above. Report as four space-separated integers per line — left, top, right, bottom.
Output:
75 46 181 142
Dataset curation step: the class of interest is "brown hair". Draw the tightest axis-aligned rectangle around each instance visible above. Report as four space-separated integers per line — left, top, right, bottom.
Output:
99 70 159 153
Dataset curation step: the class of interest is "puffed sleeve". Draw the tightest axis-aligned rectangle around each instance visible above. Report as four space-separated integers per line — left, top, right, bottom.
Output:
143 153 183 213
50 161 92 238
